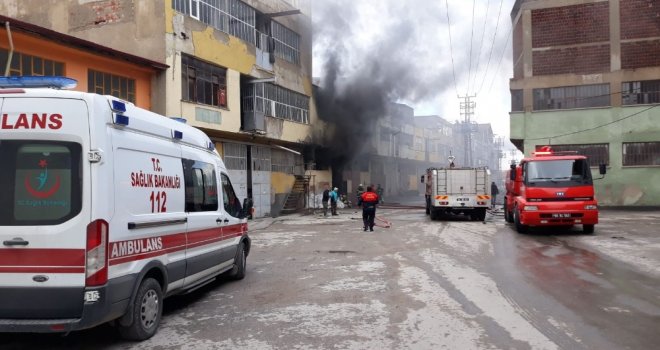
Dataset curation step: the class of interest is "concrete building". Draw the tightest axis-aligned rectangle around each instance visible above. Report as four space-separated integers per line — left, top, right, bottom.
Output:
1 0 327 216
510 0 660 206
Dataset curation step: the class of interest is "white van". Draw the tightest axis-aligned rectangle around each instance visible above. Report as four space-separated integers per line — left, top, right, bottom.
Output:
0 77 251 340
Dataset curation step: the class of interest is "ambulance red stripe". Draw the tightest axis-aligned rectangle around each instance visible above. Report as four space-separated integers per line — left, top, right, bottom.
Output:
0 248 85 267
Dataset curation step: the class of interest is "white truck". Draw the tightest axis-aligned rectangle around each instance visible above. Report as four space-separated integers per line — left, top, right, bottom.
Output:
423 158 491 221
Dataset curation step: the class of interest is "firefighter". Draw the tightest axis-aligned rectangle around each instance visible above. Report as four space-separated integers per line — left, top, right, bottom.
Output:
358 186 379 232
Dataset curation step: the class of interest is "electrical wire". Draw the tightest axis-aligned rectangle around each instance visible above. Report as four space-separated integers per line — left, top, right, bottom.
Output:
466 0 476 95
527 103 660 141
488 23 512 93
444 0 459 97
471 0 491 95
478 0 504 94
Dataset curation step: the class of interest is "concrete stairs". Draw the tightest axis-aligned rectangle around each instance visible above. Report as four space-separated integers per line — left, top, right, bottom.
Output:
280 175 310 215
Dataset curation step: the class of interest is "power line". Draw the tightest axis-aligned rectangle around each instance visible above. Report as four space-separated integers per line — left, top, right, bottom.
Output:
444 0 459 97
488 22 512 93
466 0 476 95
528 104 660 141
478 0 504 94
471 0 491 95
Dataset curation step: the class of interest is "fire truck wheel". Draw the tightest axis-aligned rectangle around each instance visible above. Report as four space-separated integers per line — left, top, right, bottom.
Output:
118 278 163 341
229 241 247 280
429 208 438 220
477 208 487 221
503 202 514 223
583 224 595 234
513 208 528 234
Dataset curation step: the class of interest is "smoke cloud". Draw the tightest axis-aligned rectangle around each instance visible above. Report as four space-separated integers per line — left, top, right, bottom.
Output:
312 0 514 167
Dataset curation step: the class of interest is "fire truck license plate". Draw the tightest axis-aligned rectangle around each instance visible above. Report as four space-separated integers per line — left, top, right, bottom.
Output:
456 198 470 202
552 213 571 218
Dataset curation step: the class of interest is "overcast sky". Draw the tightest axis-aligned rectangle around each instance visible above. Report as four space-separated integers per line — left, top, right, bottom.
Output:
312 0 517 145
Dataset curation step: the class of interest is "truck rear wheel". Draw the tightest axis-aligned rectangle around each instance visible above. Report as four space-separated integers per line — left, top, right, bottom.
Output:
430 208 438 220
583 224 595 234
513 208 528 234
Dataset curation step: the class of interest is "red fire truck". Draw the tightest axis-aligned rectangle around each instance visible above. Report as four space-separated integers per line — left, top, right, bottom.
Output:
504 146 606 234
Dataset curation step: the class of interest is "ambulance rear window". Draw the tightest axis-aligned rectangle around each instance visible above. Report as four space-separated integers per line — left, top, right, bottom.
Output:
0 141 82 225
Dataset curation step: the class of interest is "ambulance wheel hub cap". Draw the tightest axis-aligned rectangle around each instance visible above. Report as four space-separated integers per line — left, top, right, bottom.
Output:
141 290 159 329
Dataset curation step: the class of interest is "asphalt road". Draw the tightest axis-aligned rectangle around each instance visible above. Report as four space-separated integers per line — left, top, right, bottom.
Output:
2 208 659 349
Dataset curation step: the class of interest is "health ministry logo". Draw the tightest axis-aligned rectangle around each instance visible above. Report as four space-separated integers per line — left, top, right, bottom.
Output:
24 159 61 199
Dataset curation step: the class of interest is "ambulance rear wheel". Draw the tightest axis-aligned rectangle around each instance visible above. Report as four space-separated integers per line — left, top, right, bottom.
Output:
514 208 528 234
583 224 595 234
118 278 163 341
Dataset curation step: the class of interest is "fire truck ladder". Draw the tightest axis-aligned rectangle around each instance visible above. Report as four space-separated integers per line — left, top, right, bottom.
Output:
475 168 487 194
437 169 447 194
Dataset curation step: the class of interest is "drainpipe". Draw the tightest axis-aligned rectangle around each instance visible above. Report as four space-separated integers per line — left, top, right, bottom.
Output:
4 22 14 76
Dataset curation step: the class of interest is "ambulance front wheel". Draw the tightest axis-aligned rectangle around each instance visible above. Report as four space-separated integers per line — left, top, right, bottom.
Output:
229 241 247 280
118 278 163 341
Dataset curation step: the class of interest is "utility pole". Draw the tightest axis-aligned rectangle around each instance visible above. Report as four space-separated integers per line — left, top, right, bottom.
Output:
460 95 476 167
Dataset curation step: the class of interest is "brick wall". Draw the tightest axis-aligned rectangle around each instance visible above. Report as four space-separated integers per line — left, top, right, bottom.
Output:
533 45 610 75
531 3 609 48
621 0 660 39
622 40 660 69
513 20 524 79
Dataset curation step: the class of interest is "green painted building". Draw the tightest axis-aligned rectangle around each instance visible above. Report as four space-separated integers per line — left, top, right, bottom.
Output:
510 0 660 206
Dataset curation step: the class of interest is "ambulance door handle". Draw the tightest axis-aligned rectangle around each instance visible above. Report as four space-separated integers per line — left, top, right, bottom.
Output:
3 238 29 247
216 218 229 224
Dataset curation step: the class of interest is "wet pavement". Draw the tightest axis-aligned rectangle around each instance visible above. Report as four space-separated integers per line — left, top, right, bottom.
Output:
1 206 659 349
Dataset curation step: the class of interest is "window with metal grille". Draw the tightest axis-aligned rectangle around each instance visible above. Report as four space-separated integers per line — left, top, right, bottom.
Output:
533 84 610 111
88 70 136 103
181 54 227 108
511 89 523 112
0 49 64 77
172 0 256 45
244 82 309 124
271 149 301 174
623 142 660 166
535 144 609 167
622 80 660 105
223 143 247 170
271 21 300 65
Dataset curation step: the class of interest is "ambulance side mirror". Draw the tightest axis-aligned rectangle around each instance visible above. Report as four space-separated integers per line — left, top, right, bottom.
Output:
420 175 425 184
240 198 253 219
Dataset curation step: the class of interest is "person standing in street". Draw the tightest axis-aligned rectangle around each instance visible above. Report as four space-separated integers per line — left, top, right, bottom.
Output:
358 186 379 231
330 187 339 216
376 184 384 204
322 185 330 217
491 181 499 208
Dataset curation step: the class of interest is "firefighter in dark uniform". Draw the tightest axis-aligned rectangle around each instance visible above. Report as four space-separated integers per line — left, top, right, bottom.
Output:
358 186 379 231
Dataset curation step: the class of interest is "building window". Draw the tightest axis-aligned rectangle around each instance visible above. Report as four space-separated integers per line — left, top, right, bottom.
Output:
622 80 660 105
173 0 256 45
244 82 309 124
88 70 136 103
536 144 609 167
533 84 610 111
0 49 64 77
223 143 247 170
511 89 523 112
181 54 227 108
271 21 300 65
623 142 660 166
272 149 297 174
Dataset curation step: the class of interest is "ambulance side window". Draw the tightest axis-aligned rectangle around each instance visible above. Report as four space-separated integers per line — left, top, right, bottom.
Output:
182 159 218 212
221 173 241 218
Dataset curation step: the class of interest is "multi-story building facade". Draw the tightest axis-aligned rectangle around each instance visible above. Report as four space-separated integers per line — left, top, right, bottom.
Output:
1 0 324 216
510 0 660 206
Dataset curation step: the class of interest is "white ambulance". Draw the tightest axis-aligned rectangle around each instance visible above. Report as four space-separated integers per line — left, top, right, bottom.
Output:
0 77 251 340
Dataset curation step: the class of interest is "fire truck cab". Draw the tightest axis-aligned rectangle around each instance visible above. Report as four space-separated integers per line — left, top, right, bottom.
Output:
504 146 606 234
